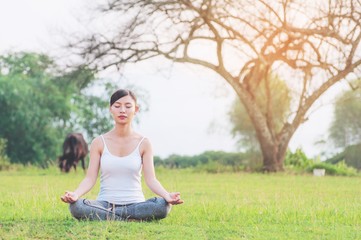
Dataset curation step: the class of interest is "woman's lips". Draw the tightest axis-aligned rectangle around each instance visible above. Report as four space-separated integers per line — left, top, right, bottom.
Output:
118 115 127 119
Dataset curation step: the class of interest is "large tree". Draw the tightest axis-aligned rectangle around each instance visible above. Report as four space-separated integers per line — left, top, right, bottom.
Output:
69 0 361 171
0 52 111 165
0 52 77 165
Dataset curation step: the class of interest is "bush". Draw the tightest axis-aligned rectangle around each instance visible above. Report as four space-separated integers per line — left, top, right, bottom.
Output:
284 148 314 169
308 161 358 176
284 148 358 176
157 151 248 171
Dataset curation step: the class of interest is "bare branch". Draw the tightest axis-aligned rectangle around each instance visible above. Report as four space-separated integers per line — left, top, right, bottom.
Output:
66 0 361 170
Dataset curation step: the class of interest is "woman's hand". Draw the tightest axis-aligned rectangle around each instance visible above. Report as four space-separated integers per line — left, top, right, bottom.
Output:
165 192 184 205
60 191 79 203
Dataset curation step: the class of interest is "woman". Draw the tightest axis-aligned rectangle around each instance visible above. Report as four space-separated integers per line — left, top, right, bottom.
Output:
61 89 183 221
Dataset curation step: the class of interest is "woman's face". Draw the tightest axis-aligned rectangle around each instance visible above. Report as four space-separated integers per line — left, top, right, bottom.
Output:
110 95 139 124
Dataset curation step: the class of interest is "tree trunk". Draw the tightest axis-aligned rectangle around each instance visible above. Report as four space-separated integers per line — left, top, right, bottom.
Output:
258 131 291 172
259 141 283 172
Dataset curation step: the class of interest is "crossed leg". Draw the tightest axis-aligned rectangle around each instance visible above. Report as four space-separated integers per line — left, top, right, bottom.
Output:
69 197 171 221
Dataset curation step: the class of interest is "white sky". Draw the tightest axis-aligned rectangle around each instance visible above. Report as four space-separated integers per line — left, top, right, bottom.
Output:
0 0 340 158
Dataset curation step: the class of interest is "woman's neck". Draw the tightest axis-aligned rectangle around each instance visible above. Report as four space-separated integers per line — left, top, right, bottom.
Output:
112 124 133 137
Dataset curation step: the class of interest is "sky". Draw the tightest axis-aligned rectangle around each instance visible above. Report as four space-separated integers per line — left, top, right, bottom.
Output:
0 0 340 158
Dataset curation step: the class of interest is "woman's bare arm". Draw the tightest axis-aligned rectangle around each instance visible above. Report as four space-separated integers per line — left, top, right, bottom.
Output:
61 137 102 203
141 138 183 205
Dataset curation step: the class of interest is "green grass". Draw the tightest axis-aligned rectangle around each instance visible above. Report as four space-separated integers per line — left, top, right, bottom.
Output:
0 168 360 239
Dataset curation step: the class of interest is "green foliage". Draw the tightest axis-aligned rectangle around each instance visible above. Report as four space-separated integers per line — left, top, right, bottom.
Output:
0 52 74 165
329 81 361 148
154 149 357 175
229 74 291 151
155 151 248 173
0 138 11 171
195 160 243 173
284 148 358 176
70 84 114 141
0 138 25 171
344 144 361 169
309 161 358 176
325 151 345 165
284 148 314 169
0 52 116 166
229 99 259 151
157 154 199 168
325 143 361 170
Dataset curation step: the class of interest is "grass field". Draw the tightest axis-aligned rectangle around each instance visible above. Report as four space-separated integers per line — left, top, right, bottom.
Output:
0 168 360 239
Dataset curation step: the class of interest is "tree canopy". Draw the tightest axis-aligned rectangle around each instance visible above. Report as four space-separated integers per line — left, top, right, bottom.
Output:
0 52 115 166
0 53 73 164
68 0 361 171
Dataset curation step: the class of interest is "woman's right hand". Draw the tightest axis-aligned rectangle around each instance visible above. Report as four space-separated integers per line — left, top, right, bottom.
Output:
60 191 79 203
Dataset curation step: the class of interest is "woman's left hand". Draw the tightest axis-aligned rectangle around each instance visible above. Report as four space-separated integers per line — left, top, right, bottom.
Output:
165 192 184 205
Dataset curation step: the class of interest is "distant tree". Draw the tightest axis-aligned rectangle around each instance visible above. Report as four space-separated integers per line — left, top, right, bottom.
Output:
69 0 361 171
329 83 361 148
326 82 361 170
0 52 77 165
157 151 247 170
0 52 117 165
325 144 361 170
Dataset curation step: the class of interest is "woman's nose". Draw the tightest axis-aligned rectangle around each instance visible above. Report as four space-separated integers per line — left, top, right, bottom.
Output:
119 106 126 113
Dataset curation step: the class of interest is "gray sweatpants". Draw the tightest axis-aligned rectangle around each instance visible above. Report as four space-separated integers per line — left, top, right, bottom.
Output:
69 197 171 221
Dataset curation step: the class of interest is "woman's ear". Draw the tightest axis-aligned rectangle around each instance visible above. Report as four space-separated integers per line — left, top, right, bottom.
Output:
135 105 140 114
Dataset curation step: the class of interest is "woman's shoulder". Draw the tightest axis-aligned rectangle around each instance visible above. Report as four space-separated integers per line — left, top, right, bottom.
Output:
132 132 145 140
134 133 151 144
92 135 104 142
90 135 105 149
137 134 151 151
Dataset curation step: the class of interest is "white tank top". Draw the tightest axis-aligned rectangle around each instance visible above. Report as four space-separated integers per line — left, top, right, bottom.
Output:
97 135 146 205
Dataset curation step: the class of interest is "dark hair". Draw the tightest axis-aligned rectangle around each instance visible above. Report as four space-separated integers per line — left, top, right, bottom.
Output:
110 89 137 106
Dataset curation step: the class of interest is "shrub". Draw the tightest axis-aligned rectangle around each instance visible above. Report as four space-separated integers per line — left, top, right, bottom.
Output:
284 148 314 169
308 161 358 176
158 151 248 171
